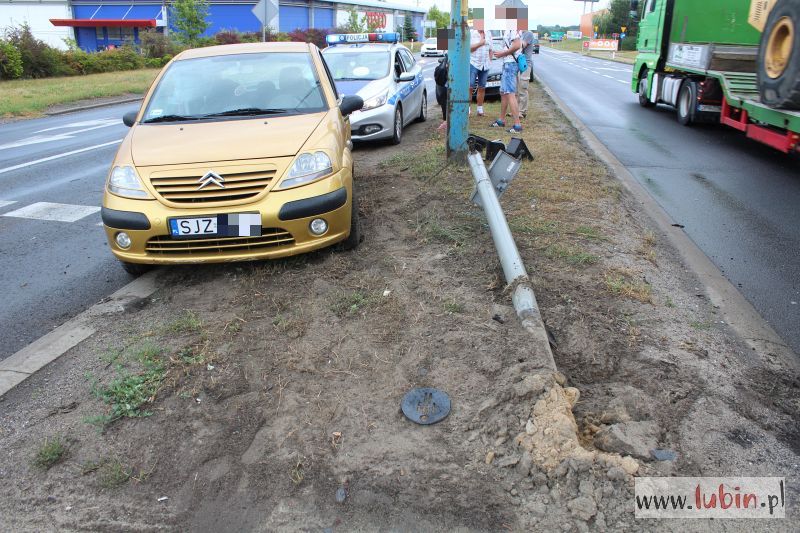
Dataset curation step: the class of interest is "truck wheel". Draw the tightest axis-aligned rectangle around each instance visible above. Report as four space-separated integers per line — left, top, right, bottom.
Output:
638 71 656 108
757 0 800 109
677 81 697 126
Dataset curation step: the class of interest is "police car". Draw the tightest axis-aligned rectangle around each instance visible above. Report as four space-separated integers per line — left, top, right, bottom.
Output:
322 33 426 144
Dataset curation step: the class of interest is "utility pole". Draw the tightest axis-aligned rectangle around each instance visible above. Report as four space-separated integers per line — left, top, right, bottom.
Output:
447 0 469 160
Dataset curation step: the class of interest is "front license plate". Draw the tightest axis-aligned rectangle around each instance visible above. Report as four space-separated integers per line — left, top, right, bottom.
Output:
487 81 500 88
169 212 261 239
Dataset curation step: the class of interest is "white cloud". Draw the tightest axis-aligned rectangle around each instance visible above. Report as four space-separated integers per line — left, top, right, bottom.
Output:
402 0 609 27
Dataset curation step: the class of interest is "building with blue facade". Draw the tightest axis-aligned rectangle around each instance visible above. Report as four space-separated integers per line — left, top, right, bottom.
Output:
46 0 425 52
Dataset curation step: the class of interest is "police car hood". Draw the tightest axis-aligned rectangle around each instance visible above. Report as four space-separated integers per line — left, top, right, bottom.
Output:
130 112 326 166
335 79 385 100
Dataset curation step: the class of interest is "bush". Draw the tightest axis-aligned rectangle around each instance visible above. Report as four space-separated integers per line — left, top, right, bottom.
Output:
139 29 181 58
4 24 71 78
215 30 241 45
63 46 144 75
286 28 331 48
0 40 24 79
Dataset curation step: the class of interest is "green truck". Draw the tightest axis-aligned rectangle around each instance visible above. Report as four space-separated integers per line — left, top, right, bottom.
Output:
631 0 800 153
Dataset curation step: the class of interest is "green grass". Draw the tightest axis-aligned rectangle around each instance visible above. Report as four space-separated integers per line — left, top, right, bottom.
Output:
87 343 167 426
542 39 637 64
98 460 132 488
604 272 652 303
690 320 713 331
443 300 465 314
545 244 599 266
0 69 159 117
381 141 447 182
164 310 203 334
331 290 380 317
32 436 67 469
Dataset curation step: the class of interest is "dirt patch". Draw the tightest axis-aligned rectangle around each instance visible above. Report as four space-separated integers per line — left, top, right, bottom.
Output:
0 82 797 531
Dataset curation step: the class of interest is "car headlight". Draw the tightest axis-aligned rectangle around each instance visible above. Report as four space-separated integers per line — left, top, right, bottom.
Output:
275 151 333 190
361 91 388 111
107 165 152 199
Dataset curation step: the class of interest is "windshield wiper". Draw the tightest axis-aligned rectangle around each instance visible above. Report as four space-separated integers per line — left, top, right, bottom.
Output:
142 114 201 124
202 107 288 117
336 77 369 81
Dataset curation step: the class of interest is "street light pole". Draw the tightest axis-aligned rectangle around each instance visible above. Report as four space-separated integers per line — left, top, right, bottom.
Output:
447 0 469 160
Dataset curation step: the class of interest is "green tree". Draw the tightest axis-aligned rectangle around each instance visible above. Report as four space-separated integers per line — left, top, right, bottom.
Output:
427 6 450 28
402 15 417 41
170 0 210 46
0 40 24 79
344 7 365 33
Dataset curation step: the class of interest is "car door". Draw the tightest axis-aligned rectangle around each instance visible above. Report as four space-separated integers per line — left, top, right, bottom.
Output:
398 48 422 125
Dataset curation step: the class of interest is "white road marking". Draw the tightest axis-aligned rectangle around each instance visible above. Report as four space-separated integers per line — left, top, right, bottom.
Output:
617 79 628 84
0 120 121 151
3 202 100 222
603 74 615 79
34 118 119 133
0 139 122 175
0 200 17 209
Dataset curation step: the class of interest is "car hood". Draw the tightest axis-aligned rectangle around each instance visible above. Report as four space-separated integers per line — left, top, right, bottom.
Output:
130 112 326 166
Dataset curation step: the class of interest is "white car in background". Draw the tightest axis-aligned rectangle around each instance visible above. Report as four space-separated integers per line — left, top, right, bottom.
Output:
420 38 444 57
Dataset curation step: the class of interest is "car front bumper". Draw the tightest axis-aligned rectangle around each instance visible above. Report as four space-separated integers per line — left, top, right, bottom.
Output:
102 170 353 264
348 104 397 141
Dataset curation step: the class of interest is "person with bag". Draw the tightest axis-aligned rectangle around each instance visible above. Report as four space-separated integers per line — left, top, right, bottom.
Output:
469 28 491 117
516 30 536 119
489 30 530 133
434 53 449 132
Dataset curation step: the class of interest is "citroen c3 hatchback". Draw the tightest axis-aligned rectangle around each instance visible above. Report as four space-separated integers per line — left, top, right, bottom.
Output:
101 42 363 274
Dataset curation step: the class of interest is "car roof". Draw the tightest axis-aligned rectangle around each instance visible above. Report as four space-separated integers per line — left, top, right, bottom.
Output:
175 42 313 60
323 43 398 54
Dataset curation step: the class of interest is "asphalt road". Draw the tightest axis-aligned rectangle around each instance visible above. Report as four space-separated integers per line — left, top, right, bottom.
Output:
0 104 140 360
534 47 800 354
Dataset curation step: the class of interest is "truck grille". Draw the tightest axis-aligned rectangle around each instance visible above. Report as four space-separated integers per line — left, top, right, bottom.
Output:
145 228 294 255
150 169 276 204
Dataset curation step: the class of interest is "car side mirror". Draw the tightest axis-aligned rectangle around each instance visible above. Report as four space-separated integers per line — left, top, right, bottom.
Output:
123 111 137 127
339 95 364 116
398 72 415 82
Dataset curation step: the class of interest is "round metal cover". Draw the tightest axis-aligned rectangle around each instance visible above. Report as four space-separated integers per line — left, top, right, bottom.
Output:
401 388 451 425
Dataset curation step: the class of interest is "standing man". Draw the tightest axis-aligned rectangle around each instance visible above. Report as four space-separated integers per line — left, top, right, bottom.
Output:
516 30 536 119
490 30 526 133
469 28 491 117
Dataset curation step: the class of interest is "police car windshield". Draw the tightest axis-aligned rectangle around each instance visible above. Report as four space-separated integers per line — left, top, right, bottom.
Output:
324 51 390 81
143 52 326 122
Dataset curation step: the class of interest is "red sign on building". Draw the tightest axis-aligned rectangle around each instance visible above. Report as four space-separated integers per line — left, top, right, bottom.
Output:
365 12 387 29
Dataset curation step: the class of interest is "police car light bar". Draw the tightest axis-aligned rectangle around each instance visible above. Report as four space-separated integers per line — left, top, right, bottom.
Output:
325 32 400 45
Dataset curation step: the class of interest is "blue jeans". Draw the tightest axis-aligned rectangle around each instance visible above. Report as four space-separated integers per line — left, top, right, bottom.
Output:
500 62 519 95
470 64 489 88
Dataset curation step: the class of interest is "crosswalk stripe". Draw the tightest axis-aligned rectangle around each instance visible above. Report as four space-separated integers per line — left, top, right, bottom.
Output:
3 202 100 222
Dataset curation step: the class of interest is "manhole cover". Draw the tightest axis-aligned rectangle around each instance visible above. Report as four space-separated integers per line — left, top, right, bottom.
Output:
401 388 450 425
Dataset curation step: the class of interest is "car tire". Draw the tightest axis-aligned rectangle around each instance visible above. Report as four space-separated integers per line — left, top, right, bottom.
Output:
120 261 151 276
677 80 697 126
638 70 656 108
338 180 362 251
391 106 403 145
417 90 428 122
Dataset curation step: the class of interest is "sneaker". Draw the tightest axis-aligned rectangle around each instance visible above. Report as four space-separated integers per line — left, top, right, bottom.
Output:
437 121 447 132
508 124 523 133
490 119 506 128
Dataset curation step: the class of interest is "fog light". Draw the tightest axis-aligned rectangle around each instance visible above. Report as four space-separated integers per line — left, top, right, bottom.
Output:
363 124 382 135
115 232 132 249
309 218 328 236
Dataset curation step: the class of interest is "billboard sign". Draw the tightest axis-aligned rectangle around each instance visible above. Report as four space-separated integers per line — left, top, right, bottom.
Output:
588 39 619 51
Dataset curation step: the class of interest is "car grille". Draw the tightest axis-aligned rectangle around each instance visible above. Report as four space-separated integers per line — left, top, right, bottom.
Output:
149 169 276 204
145 228 294 255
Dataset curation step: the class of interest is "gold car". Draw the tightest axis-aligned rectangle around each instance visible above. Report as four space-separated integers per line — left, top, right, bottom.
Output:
101 42 364 275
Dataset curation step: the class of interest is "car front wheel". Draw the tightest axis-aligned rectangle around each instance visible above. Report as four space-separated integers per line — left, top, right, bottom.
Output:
338 180 362 251
391 106 403 145
120 261 151 276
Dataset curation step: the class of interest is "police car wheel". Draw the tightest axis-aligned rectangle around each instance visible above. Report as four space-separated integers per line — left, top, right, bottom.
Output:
417 91 428 122
391 106 403 145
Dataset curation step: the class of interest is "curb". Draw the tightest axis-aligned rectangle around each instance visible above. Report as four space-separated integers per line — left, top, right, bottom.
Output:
0 270 160 398
534 73 797 364
45 96 143 117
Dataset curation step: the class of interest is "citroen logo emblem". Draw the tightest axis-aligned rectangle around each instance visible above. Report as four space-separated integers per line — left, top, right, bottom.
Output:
197 170 225 190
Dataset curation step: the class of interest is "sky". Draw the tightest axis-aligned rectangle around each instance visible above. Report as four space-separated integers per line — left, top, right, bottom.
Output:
399 0 609 27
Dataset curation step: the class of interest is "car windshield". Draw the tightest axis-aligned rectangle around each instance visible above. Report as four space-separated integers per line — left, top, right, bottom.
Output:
425 38 436 45
143 52 326 122
323 51 390 81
